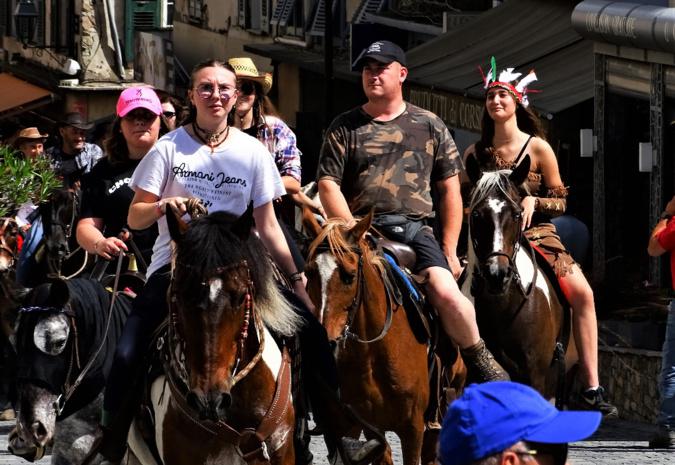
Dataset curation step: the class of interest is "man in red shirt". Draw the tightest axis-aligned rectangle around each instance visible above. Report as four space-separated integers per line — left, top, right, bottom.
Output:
648 195 675 448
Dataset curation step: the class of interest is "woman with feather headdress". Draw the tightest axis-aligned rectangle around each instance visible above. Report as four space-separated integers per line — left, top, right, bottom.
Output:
464 57 618 419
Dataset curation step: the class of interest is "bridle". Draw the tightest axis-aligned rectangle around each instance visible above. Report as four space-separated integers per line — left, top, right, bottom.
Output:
469 193 537 300
0 217 19 269
45 190 88 279
327 241 395 347
167 259 265 396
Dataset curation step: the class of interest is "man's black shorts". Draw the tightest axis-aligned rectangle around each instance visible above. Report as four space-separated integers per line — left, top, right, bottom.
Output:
408 227 451 274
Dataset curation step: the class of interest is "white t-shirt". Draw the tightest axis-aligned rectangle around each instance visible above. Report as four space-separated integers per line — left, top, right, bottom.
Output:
130 126 285 276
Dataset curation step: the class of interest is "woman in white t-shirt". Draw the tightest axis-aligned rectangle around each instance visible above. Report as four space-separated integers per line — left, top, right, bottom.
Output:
86 60 325 464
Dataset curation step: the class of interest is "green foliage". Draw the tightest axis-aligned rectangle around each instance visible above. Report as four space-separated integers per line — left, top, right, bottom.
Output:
0 145 61 217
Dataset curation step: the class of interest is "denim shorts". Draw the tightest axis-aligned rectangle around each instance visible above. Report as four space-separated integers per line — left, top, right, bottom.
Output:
407 227 450 274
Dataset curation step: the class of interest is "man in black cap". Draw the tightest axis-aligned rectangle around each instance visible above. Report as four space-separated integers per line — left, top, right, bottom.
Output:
47 112 103 187
318 40 509 382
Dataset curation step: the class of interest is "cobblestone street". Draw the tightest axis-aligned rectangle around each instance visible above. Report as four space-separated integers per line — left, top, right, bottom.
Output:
0 419 671 464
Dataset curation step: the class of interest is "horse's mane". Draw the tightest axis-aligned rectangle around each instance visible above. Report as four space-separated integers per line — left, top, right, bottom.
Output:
174 212 301 337
468 169 527 211
308 218 386 275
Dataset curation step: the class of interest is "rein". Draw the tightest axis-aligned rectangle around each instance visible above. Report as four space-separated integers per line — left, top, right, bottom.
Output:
337 248 395 346
53 251 125 415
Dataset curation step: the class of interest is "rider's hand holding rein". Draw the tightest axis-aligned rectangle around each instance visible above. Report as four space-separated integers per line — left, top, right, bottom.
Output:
78 217 129 260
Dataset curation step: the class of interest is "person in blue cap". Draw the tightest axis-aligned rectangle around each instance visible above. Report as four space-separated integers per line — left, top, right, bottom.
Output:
438 381 602 465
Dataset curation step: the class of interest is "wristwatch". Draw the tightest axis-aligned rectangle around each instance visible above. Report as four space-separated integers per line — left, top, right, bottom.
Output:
660 211 673 221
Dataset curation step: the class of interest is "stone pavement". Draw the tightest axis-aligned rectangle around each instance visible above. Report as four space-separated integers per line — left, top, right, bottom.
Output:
0 419 671 464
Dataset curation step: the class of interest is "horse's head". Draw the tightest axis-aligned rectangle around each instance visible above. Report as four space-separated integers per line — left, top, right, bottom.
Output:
13 279 73 448
40 188 79 277
466 154 530 294
305 212 377 341
0 218 20 272
167 205 299 421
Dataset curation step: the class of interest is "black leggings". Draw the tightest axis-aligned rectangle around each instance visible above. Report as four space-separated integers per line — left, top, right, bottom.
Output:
103 265 171 414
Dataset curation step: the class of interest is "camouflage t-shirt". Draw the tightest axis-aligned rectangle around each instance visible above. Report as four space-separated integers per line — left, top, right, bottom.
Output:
318 103 462 219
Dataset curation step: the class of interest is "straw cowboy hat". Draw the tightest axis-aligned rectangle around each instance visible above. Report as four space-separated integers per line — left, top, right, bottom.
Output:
14 127 48 144
228 57 273 95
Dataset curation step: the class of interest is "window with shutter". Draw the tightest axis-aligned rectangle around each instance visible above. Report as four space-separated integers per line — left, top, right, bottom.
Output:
309 0 342 37
270 0 295 27
260 0 269 33
352 0 386 24
238 0 246 27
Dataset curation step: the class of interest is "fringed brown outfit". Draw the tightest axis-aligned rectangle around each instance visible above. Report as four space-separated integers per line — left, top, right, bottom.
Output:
495 136 575 277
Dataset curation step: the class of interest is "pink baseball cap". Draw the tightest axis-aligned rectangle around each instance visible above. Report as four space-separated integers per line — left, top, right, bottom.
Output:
116 86 162 117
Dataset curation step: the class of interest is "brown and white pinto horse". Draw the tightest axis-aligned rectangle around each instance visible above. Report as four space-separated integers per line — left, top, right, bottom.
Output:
127 207 301 465
462 154 575 402
305 213 463 465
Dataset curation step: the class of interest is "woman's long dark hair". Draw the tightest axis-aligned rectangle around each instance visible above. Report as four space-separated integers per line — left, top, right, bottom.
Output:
475 98 546 166
183 59 237 126
103 114 169 166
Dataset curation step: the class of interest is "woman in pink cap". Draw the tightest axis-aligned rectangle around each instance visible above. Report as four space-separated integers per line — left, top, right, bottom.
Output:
76 86 168 274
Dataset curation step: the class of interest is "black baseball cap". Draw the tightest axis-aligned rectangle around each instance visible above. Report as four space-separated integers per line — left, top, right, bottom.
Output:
352 40 407 70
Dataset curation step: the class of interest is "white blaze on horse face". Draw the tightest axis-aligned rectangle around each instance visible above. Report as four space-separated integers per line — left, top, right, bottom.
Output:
208 278 223 303
315 252 339 323
515 247 552 305
487 198 506 254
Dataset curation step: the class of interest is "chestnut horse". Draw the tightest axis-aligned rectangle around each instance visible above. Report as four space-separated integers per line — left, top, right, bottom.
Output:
462 154 575 402
127 208 301 465
305 213 464 465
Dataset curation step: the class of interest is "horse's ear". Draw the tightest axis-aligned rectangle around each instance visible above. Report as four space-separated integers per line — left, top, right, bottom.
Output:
47 279 70 308
349 210 373 242
232 203 254 240
509 154 531 186
465 153 482 185
302 206 323 239
166 204 189 242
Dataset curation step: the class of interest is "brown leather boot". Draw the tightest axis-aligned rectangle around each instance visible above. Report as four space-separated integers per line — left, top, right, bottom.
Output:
460 339 510 382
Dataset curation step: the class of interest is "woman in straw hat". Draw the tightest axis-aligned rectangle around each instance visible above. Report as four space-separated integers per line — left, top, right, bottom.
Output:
228 57 325 271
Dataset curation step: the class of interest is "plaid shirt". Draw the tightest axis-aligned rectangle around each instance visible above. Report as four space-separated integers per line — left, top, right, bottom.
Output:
258 115 302 182
47 142 104 183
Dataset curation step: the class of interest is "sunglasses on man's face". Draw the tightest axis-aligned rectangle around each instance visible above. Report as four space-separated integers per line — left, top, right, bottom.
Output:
163 111 176 118
237 80 258 96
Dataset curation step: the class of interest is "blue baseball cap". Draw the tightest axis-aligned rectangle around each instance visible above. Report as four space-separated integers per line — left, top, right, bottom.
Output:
438 382 601 465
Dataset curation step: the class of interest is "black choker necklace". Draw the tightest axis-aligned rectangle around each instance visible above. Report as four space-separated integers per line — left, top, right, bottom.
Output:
192 122 230 153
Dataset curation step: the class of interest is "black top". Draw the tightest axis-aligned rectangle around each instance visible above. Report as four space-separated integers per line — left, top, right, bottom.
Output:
80 158 158 265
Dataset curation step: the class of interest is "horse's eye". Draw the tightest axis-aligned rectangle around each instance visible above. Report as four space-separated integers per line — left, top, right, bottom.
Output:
339 268 355 285
514 212 522 220
471 210 480 218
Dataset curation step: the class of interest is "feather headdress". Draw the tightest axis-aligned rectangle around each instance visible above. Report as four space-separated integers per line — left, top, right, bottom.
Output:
479 56 538 107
